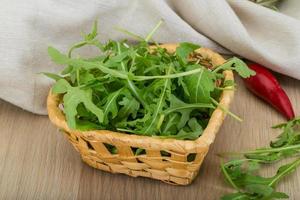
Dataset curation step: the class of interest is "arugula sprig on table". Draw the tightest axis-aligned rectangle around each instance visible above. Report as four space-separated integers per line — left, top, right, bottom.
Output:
220 117 300 200
45 20 254 140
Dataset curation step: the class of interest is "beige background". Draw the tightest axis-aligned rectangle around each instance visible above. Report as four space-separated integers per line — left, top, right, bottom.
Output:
0 75 299 199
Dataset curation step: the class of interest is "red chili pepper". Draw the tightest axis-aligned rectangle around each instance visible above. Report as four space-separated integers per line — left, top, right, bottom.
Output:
243 62 295 120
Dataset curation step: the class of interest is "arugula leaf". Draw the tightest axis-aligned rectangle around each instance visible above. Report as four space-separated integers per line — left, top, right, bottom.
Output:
268 192 289 199
221 192 249 200
164 94 213 129
184 66 215 103
52 79 104 129
161 113 180 134
160 118 203 140
117 95 140 120
176 42 201 63
68 20 103 58
102 88 124 125
213 57 256 78
52 79 69 94
42 72 64 81
141 66 172 135
269 158 300 187
48 46 69 65
84 20 98 41
64 87 104 129
75 119 104 131
245 184 273 196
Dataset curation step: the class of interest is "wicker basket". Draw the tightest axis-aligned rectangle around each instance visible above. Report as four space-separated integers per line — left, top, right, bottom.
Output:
47 44 234 185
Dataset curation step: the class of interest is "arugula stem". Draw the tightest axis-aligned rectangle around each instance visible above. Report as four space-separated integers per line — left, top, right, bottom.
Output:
215 86 235 91
132 67 203 81
68 41 87 58
117 128 139 134
164 103 214 115
221 161 240 190
145 19 164 42
76 69 80 86
243 144 300 155
268 158 300 187
210 97 243 122
144 65 167 74
156 114 165 130
114 27 144 41
212 65 228 74
161 114 178 133
67 57 206 82
143 66 171 134
223 158 266 166
67 58 129 79
212 58 237 74
117 42 146 107
219 144 300 157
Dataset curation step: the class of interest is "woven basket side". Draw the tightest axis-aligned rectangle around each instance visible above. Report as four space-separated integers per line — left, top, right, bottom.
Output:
61 129 206 185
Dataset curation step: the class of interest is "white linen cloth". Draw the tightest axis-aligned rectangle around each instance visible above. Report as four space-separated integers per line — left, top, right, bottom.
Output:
0 0 299 115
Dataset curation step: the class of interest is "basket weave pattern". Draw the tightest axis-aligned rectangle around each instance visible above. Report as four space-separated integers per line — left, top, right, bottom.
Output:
47 44 234 185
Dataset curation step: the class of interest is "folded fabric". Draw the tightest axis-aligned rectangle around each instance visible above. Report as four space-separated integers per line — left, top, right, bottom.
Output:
0 0 299 114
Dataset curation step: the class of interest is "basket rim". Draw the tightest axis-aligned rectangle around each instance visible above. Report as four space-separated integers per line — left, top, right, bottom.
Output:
47 44 234 153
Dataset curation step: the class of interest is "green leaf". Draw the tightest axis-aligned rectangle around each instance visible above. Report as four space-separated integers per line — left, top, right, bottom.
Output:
141 67 172 135
42 72 64 81
61 65 73 75
221 192 249 200
214 57 256 78
48 46 69 65
75 119 103 131
117 95 140 120
63 87 104 129
184 66 215 103
102 88 124 124
176 42 201 63
116 112 151 129
166 94 192 129
52 79 70 94
135 148 145 155
245 184 273 196
78 70 95 85
84 20 98 41
161 113 180 134
164 94 214 116
268 192 289 199
232 59 255 78
269 158 300 187
105 51 130 65
164 118 202 140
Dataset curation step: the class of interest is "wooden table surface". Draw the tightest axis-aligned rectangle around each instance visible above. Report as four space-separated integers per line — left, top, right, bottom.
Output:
0 76 299 200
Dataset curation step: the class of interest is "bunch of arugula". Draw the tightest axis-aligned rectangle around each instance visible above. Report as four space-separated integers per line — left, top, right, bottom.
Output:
45 20 254 140
220 117 300 199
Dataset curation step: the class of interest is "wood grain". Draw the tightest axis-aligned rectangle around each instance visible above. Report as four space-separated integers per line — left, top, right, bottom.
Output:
0 75 299 200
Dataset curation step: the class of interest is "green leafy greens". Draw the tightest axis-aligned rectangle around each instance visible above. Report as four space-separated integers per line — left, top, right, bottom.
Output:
220 117 300 199
45 20 254 140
